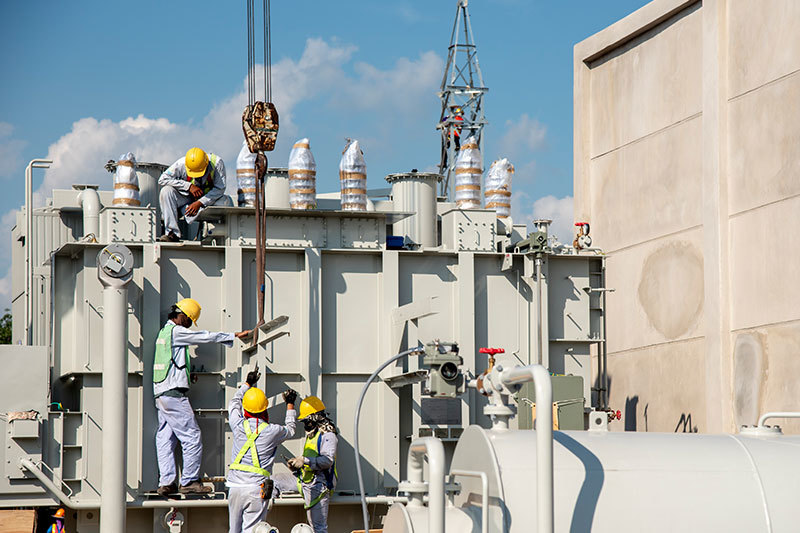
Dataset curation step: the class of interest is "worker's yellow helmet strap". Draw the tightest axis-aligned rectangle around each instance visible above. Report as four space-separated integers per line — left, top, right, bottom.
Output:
229 421 270 477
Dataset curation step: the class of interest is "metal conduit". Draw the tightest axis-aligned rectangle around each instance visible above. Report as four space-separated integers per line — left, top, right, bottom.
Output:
24 158 52 345
450 470 488 533
758 412 800 428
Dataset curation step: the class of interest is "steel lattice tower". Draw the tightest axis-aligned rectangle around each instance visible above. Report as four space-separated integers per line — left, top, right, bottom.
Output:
437 0 488 198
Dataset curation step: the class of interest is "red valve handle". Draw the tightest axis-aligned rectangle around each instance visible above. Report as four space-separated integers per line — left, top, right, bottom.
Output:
479 347 505 355
575 222 588 227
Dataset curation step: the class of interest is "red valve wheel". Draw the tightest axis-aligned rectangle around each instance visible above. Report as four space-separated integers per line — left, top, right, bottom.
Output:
479 347 505 355
615 410 622 420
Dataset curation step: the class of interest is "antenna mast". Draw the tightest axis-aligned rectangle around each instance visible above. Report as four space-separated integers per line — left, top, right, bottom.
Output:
437 0 488 198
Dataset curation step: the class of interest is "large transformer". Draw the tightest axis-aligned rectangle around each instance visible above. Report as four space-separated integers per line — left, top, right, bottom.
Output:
0 170 607 532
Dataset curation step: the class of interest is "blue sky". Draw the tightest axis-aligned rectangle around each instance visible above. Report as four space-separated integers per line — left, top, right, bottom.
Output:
0 0 650 309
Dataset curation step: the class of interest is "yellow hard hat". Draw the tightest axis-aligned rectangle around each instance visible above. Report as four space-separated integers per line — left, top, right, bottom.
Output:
298 396 325 420
243 387 269 414
175 298 201 325
185 147 209 178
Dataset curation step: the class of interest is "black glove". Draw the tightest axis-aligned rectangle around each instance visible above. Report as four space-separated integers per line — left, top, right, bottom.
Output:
282 388 298 405
246 369 261 387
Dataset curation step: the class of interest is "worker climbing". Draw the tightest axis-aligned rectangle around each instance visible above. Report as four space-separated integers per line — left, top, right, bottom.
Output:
157 147 228 242
226 366 297 533
274 396 338 533
46 508 66 533
154 298 250 496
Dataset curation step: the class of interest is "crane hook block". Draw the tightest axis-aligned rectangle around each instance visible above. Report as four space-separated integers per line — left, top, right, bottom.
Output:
243 101 279 153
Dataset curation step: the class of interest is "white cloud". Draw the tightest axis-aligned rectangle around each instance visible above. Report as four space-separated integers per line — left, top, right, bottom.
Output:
499 114 547 159
0 122 27 179
1 38 444 309
511 192 574 244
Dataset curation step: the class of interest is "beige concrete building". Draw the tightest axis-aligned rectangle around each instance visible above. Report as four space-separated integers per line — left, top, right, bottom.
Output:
574 0 800 434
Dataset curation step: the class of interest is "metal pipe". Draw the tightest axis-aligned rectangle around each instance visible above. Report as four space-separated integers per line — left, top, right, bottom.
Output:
535 257 543 365
78 187 101 240
757 412 800 428
408 438 446 533
24 158 52 345
501 364 553 533
20 459 98 509
20 460 403 511
96 246 133 533
450 469 488 533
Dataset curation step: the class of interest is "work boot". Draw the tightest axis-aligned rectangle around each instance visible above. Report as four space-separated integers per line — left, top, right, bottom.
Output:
179 480 212 494
158 232 180 243
156 483 178 497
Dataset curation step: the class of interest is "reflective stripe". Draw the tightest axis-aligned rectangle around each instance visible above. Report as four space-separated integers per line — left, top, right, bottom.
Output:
229 421 270 477
297 476 329 509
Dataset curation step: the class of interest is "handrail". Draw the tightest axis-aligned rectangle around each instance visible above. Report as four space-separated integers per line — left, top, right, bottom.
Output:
757 412 800 428
450 469 488 533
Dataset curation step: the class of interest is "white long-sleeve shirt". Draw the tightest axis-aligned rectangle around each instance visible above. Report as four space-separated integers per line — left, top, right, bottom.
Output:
153 320 235 398
227 384 296 486
158 155 227 207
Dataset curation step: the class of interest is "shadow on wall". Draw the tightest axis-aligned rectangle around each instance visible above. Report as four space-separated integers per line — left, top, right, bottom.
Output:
622 394 648 432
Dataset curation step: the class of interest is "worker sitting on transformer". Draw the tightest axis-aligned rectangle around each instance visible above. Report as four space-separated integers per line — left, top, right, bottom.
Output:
154 298 249 496
226 367 297 533
158 147 228 242
274 396 338 533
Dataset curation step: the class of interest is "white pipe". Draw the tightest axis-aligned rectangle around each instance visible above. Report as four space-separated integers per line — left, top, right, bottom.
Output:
19 460 404 511
757 412 800 428
99 267 131 533
20 458 98 509
78 187 101 240
450 470 488 533
24 158 52 345
407 437 446 533
501 364 553 533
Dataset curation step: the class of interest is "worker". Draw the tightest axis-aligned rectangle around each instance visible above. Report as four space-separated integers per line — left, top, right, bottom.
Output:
154 298 249 496
46 508 66 533
226 367 298 533
277 396 338 533
444 105 464 151
158 147 227 242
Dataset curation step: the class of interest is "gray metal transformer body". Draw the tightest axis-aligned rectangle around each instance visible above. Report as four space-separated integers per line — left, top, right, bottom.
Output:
0 174 606 532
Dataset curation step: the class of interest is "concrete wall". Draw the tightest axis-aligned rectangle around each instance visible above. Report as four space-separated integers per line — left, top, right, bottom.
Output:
575 0 800 433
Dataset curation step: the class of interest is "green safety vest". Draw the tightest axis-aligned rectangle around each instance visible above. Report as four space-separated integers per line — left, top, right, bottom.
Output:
297 430 337 509
229 421 271 477
189 154 218 194
153 323 189 384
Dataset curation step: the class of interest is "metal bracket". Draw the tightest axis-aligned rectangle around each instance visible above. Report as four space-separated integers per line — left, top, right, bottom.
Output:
241 315 290 356
384 370 429 389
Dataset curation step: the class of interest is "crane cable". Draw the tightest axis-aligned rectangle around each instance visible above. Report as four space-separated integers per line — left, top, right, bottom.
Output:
246 0 272 330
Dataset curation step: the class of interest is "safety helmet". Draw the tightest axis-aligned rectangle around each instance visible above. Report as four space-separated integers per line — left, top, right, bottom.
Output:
185 147 209 178
243 387 269 414
298 396 325 420
175 298 201 325
53 508 66 519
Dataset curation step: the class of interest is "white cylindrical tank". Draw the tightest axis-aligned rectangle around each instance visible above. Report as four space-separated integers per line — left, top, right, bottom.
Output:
339 139 367 211
484 158 513 218
288 138 317 209
237 141 257 207
386 172 442 248
384 425 800 532
454 135 481 209
265 167 290 208
112 153 140 206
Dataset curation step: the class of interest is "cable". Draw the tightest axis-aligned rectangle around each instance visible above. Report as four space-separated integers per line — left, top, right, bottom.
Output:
353 343 424 533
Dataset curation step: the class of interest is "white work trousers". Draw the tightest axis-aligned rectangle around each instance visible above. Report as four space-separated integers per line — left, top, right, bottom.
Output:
155 396 203 486
228 484 270 533
273 474 329 533
159 185 205 238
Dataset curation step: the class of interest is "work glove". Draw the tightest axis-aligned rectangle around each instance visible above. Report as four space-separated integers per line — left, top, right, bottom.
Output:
287 456 305 470
282 388 298 405
246 369 261 387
